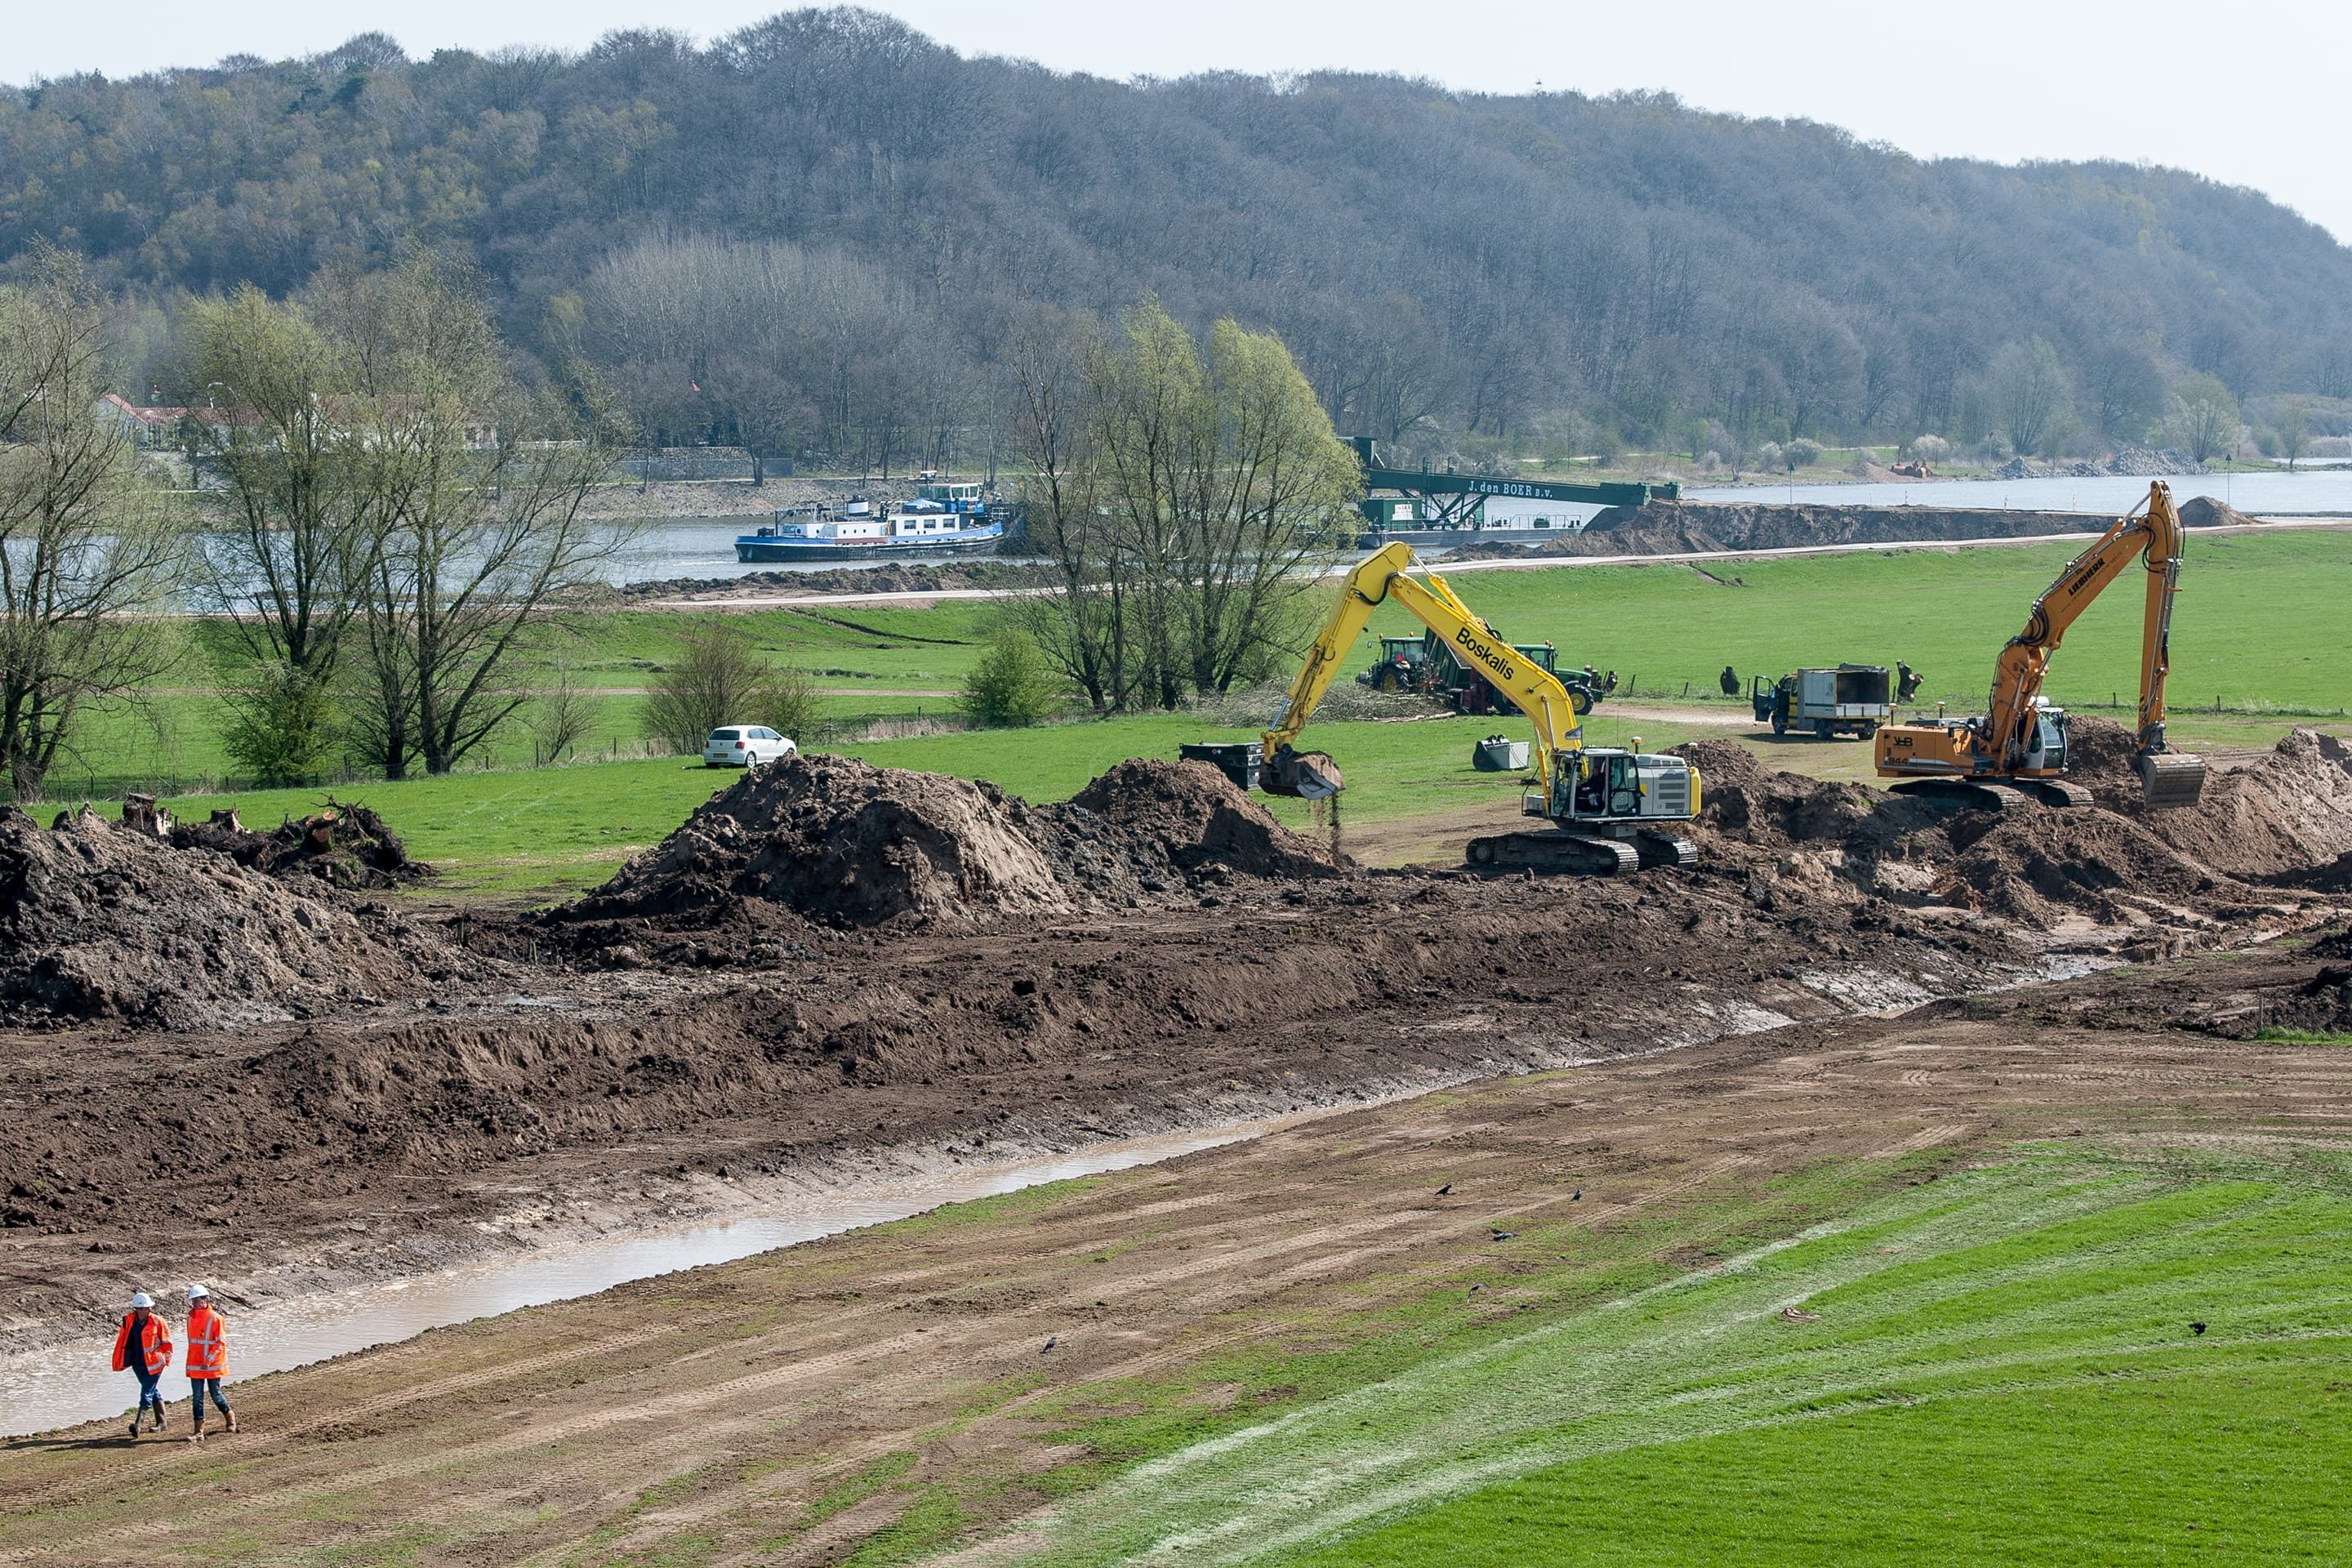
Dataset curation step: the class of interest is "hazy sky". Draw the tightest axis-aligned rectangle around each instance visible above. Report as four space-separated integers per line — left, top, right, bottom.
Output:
13 1 2351 242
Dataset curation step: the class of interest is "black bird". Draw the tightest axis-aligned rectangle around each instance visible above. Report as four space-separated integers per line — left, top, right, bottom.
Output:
1571 1189 1583 1202
2191 1321 2207 1336
1436 1183 1453 1196
1468 1282 1485 1294
1491 1228 1518 1241
1042 1335 1058 1353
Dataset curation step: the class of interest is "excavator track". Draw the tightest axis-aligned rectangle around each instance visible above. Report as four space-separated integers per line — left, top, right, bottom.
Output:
2012 779 2093 808
1633 831 1700 869
1465 831 1640 876
1890 778 2032 813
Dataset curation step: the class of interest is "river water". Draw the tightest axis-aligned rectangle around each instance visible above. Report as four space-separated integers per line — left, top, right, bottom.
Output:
0 1114 1321 1439
607 471 2352 586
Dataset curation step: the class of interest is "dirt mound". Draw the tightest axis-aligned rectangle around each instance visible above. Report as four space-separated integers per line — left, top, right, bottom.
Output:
577 755 1072 928
1936 811 2237 925
172 799 430 891
1564 499 2101 557
0 807 442 1028
2149 728 2352 879
1064 759 1342 880
2178 496 2259 529
1671 738 1902 852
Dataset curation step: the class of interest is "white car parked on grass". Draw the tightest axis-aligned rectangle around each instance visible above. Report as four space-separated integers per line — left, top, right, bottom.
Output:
703 726 797 768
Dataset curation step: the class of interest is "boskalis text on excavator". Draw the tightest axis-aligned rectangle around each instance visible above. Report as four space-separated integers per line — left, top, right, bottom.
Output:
1203 541 1700 875
1873 479 2207 809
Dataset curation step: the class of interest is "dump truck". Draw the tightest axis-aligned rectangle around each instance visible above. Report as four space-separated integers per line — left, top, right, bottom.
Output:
1753 666 1893 739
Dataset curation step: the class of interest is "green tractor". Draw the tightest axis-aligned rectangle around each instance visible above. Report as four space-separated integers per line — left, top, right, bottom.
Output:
1361 632 1601 715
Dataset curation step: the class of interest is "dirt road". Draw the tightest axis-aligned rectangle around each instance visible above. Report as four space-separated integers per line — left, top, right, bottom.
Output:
3 942 2345 1565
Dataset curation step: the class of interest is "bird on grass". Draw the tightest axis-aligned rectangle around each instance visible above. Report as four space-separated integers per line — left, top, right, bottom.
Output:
2191 1321 2207 1336
1041 1335 1058 1353
1571 1189 1583 1202
1490 1228 1518 1242
1436 1183 1452 1196
1468 1283 1486 1296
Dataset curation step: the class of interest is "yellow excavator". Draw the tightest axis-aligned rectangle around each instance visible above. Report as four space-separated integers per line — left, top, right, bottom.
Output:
1237 541 1702 875
1874 480 2206 809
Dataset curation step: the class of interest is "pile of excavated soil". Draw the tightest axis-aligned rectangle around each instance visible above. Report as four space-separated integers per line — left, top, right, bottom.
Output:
1668 731 2348 932
1555 499 2105 556
576 755 1073 928
2146 728 2352 880
0 807 448 1029
172 799 430 892
567 754 1341 933
2179 496 2261 529
1935 812 2239 926
1061 759 1342 881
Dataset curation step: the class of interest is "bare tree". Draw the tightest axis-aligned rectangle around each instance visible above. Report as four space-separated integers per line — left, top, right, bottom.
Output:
1006 310 1129 710
185 285 386 778
0 253 188 799
329 256 632 777
2277 412 2311 472
2167 374 2239 467
1986 338 2073 458
528 657 597 765
640 624 818 751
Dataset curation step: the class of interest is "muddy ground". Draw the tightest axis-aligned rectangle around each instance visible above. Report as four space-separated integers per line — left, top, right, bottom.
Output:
2 728 2347 1358
3 937 2347 1565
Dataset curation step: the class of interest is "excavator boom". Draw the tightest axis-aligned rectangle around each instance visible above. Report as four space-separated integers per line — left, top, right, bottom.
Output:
1237 541 1699 875
1259 543 1587 795
1875 481 2204 808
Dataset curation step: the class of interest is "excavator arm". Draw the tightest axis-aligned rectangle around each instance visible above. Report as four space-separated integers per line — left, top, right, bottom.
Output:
1879 480 2203 807
1983 482 2182 766
1261 541 1588 796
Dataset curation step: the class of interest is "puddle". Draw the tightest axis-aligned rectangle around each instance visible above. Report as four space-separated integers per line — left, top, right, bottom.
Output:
0 1114 1320 1438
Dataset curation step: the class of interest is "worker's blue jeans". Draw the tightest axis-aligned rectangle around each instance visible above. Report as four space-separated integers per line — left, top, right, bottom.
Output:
189 1378 230 1422
131 1367 163 1421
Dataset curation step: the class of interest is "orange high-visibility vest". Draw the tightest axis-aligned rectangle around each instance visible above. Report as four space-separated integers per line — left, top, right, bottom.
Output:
111 1313 172 1375
184 1305 229 1378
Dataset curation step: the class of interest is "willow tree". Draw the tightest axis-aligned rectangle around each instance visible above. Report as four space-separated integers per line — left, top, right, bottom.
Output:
0 253 186 800
1020 296 1356 712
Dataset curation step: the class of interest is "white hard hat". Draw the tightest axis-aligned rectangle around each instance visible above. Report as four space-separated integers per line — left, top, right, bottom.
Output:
130 1292 153 1309
187 1284 209 1300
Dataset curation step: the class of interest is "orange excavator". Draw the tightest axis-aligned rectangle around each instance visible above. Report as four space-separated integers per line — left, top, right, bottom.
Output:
1873 480 2207 810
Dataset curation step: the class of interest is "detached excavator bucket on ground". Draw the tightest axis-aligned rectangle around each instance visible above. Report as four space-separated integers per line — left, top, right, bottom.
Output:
2135 750 2207 808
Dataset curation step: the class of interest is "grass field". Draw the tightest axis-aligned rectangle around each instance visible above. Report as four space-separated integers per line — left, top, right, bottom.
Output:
63 528 2341 893
1005 1144 2352 1566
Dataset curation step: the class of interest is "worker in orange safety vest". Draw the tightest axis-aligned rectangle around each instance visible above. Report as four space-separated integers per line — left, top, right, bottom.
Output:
182 1285 238 1441
111 1292 173 1438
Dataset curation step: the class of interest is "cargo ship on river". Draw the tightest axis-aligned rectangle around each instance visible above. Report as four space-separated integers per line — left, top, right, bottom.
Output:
736 479 1004 563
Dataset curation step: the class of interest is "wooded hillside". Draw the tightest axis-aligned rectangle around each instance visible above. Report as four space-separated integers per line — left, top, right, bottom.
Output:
6 9 2348 467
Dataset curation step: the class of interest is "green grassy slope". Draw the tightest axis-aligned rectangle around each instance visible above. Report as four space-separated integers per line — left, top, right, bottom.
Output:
1388 528 2352 715
1001 1147 2352 1566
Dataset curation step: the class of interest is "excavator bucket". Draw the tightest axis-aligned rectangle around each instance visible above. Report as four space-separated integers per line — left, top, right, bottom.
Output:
1262 747 1345 800
2135 750 2207 809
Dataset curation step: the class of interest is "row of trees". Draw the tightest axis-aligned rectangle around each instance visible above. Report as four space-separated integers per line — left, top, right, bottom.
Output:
0 249 626 798
9 15 2350 474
